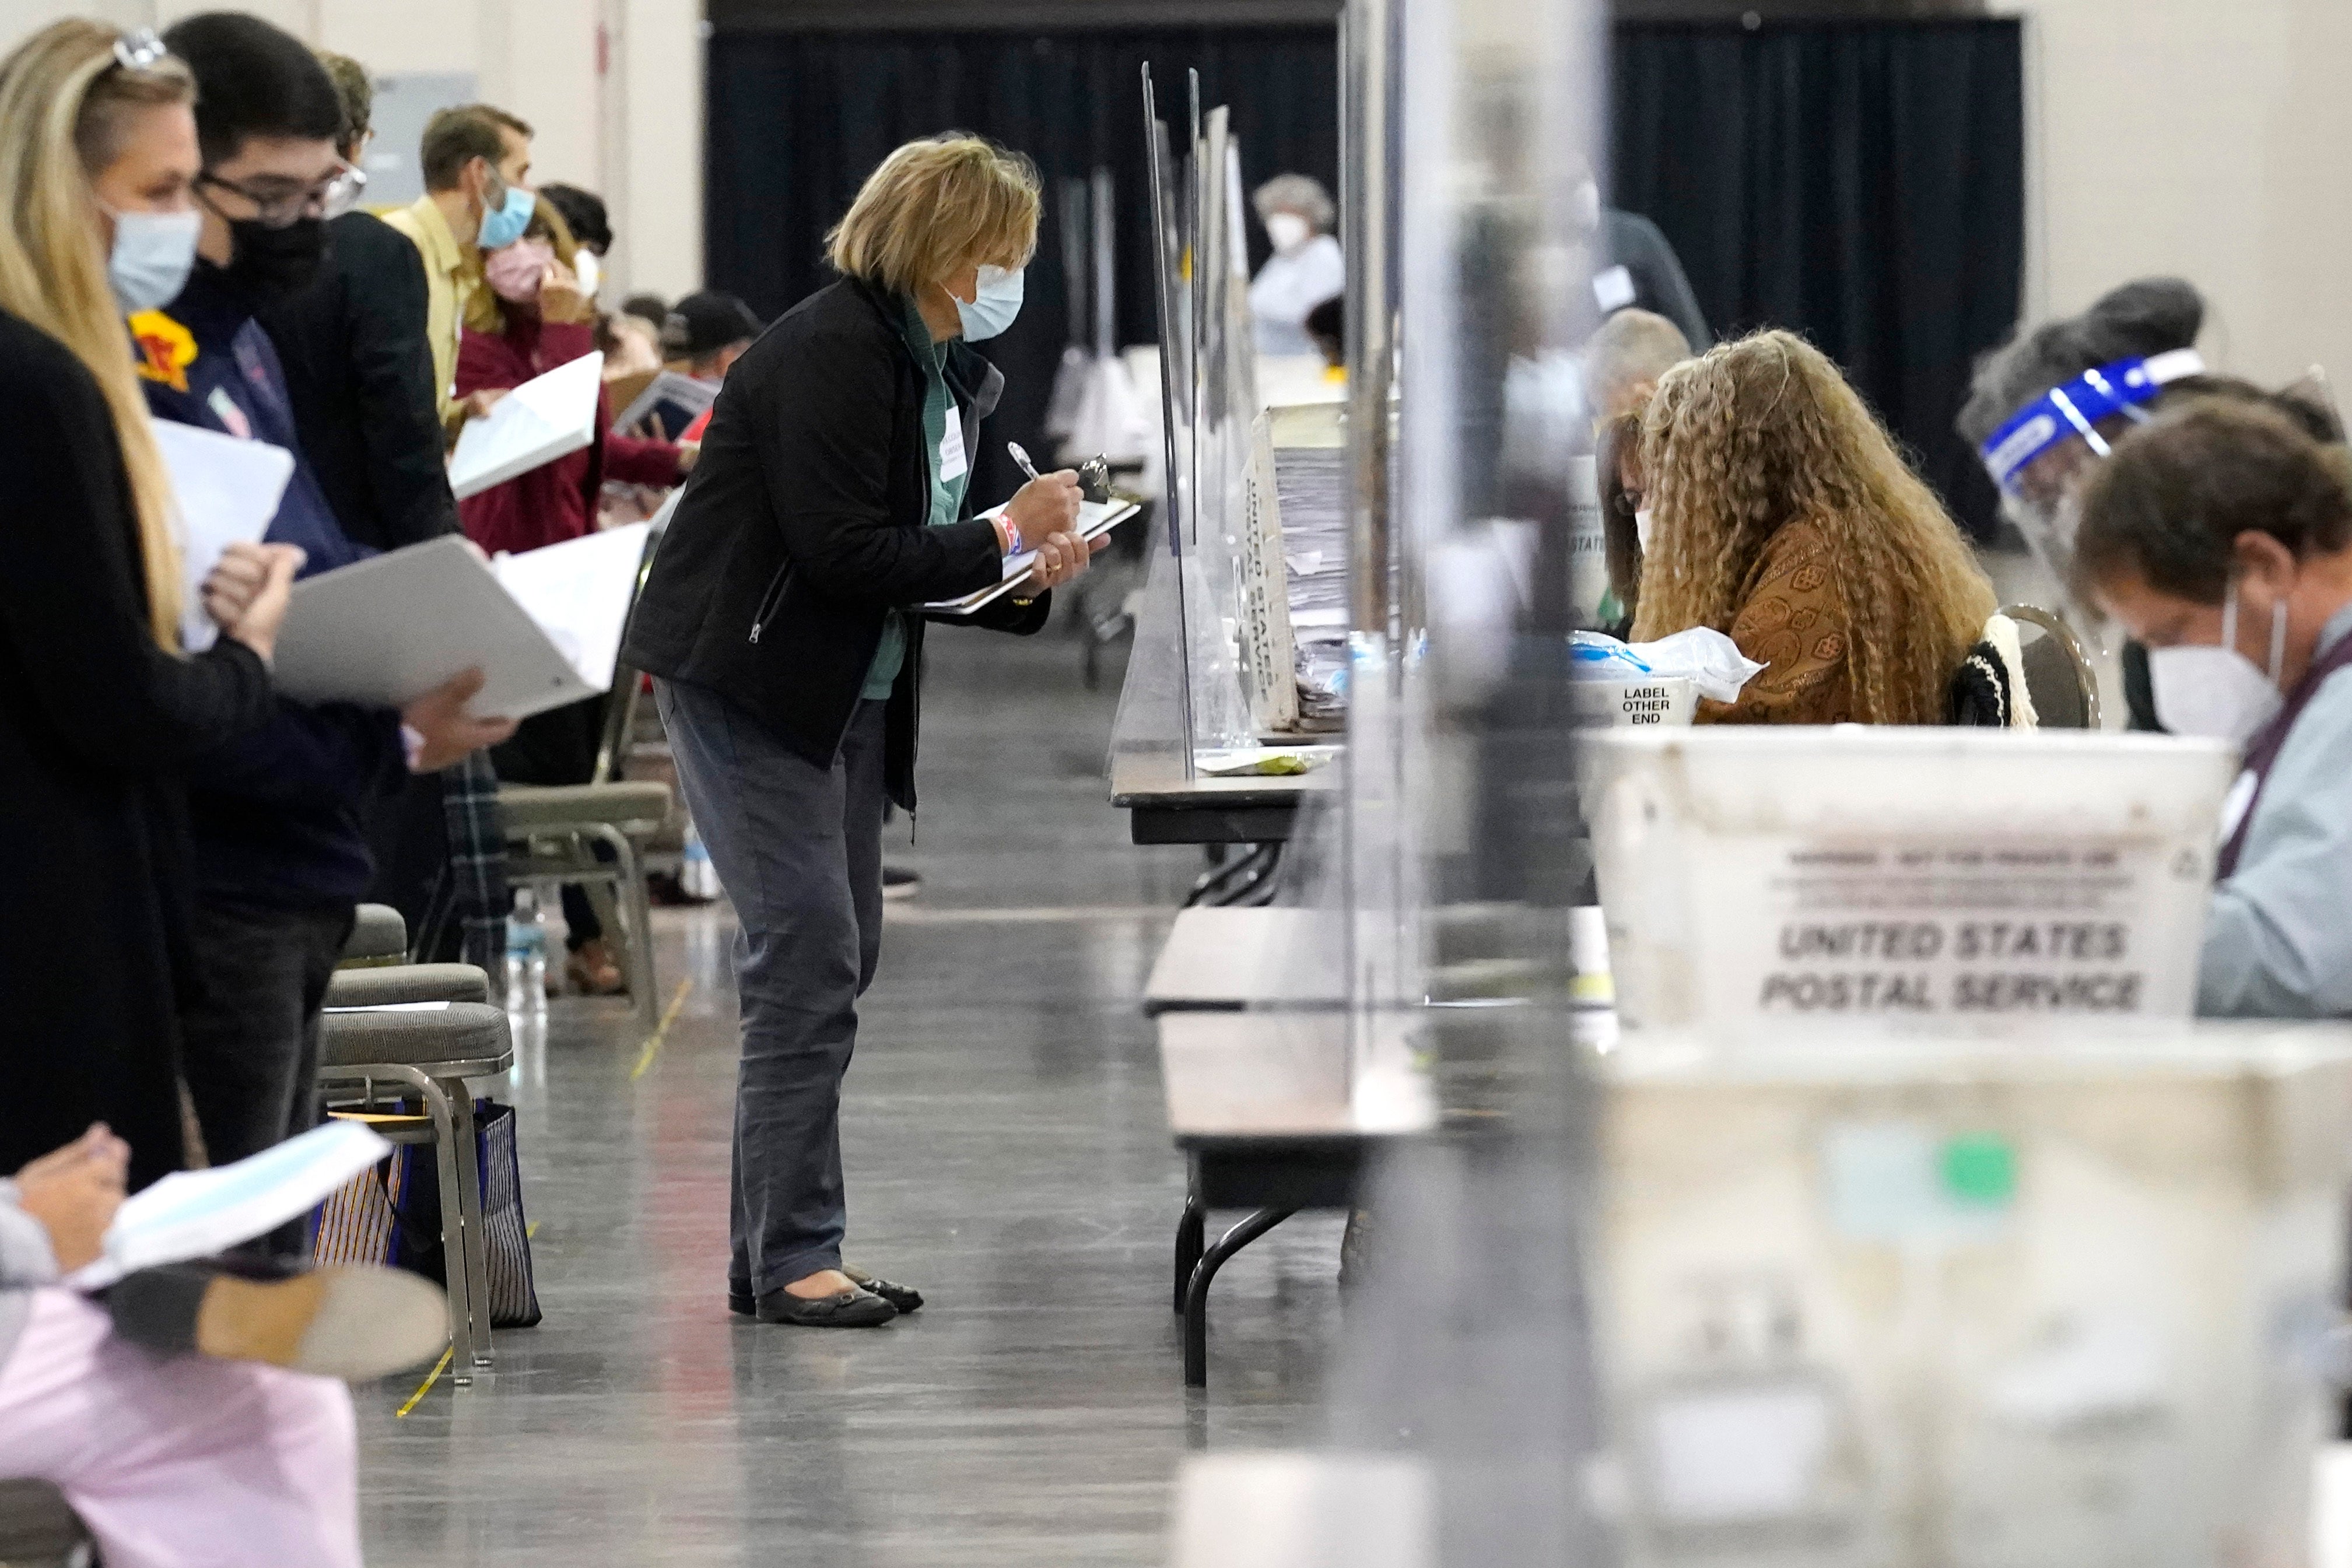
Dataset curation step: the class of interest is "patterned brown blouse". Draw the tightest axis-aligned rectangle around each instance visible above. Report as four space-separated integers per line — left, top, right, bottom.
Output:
1695 519 1858 725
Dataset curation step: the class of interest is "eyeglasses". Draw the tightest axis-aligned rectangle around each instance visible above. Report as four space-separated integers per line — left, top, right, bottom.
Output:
197 161 367 229
111 29 167 72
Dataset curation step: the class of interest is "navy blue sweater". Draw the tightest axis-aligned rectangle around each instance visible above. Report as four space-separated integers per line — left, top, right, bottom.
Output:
136 264 405 912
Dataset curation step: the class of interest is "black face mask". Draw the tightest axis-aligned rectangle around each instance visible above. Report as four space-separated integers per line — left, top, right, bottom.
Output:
223 216 328 306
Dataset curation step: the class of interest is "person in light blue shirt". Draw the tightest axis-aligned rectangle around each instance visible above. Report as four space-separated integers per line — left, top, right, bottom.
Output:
2073 396 2352 1017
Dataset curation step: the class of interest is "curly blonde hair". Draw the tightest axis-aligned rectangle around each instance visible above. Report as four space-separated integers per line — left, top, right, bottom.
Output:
1629 330 1993 724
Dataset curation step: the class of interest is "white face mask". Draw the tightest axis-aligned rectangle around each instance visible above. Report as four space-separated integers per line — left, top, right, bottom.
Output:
2147 584 2287 745
103 204 202 314
1264 212 1311 255
1634 507 1655 553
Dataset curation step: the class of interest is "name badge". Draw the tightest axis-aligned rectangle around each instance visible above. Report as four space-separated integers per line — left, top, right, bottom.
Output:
1593 264 1636 313
938 412 968 483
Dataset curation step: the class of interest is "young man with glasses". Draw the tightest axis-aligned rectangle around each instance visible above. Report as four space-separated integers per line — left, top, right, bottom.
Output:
139 13 514 1210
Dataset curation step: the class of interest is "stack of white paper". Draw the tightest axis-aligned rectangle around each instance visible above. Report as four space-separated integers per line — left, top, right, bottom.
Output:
448 351 605 500
151 419 294 653
66 1120 393 1290
272 522 655 720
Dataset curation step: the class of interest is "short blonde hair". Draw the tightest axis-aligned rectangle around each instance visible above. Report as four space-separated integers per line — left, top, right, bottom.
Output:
826 134 1040 296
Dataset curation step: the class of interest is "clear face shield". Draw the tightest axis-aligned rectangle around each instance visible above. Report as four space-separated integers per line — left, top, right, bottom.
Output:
1978 349 2207 622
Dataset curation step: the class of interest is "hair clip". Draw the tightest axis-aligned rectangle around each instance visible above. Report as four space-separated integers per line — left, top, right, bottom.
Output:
112 29 167 72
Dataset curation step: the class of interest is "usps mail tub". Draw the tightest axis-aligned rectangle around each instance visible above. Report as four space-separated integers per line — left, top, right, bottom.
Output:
1583 728 2238 1031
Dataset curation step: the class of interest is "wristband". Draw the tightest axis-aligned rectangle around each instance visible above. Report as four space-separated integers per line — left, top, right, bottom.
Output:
1002 518 1025 556
401 723 427 772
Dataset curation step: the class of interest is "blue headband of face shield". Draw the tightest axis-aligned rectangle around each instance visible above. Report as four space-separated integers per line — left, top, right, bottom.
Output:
1977 349 2208 491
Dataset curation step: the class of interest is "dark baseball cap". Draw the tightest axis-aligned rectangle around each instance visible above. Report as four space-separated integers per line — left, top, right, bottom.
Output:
662 292 763 359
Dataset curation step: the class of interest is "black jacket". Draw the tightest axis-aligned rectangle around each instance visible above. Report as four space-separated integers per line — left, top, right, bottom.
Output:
0 310 275 1189
260 211 461 552
622 278 1048 812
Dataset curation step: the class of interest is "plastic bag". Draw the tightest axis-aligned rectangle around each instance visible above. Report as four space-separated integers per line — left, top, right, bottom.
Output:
1567 630 1654 678
1626 627 1766 703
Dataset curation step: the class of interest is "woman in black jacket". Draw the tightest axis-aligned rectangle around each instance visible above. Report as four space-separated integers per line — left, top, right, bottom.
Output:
0 23 299 1188
623 135 1098 1327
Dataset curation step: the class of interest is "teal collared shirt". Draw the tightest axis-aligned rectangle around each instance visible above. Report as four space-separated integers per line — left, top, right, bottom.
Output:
861 297 973 699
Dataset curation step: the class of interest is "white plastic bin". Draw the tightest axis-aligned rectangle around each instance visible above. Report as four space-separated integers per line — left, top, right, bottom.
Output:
1597 1023 2352 1568
1582 728 2238 1030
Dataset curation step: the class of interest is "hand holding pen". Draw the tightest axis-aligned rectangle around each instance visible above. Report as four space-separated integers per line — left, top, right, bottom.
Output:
997 441 1099 590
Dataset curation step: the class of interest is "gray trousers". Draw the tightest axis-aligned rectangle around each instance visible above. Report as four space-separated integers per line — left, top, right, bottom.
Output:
654 679 886 1294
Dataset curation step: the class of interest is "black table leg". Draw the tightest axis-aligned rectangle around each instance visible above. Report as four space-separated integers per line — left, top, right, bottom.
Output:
1182 1205 1297 1388
1174 1193 1205 1315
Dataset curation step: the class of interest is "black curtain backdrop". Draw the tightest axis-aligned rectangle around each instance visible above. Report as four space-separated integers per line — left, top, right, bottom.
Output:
1612 18 2024 535
703 17 2021 532
704 26 1341 503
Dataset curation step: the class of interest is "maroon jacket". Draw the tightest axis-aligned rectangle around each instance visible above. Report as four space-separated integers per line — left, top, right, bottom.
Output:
454 313 682 557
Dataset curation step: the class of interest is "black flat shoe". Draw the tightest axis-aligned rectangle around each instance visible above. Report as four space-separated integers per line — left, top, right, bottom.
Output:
843 1265 923 1314
755 1286 897 1327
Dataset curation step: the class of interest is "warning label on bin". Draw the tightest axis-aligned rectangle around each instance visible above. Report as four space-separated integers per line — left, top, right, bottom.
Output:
1701 837 2209 1020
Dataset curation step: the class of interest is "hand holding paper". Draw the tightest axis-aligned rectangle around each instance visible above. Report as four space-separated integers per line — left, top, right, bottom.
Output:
199 542 304 663
150 418 293 652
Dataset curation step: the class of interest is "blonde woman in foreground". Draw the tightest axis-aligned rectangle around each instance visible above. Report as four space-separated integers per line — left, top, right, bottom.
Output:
622 135 1102 1327
1631 329 1995 725
0 19 299 1185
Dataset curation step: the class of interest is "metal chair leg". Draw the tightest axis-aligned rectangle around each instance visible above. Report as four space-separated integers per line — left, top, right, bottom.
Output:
1174 1192 1205 1316
1182 1206 1296 1388
448 1085 495 1369
414 1076 475 1387
586 822 659 1030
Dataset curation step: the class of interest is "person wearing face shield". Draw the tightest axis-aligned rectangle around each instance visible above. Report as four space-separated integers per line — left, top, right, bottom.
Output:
1957 278 2210 727
381 103 538 437
621 134 1100 1328
2074 399 2352 1018
143 13 516 1201
1248 172 1344 358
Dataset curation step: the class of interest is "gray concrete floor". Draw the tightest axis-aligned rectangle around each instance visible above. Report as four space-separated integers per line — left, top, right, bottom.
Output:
354 623 1345 1565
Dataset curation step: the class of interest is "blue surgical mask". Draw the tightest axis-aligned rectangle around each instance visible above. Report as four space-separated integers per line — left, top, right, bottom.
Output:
103 204 202 314
953 264 1023 341
478 181 536 253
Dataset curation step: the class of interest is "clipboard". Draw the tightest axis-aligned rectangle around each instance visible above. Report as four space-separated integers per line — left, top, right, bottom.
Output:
921 499 1141 616
611 369 716 439
448 350 605 500
272 528 650 720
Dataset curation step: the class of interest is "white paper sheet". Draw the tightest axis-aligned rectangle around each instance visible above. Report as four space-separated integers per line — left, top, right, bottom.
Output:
921 499 1142 616
448 351 605 500
150 419 294 652
274 535 599 719
490 522 654 693
66 1120 392 1290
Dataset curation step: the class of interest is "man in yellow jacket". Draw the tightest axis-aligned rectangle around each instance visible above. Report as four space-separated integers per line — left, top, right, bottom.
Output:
380 104 535 433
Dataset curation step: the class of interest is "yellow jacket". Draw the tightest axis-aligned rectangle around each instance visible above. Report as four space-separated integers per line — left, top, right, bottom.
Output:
379 194 477 429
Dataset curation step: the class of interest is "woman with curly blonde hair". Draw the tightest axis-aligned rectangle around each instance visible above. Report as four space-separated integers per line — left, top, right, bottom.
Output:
1630 330 1995 724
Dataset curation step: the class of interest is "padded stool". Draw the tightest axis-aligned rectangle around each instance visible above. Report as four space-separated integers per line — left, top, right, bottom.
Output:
317 1002 513 1380
341 903 408 967
324 963 490 1010
501 780 672 1027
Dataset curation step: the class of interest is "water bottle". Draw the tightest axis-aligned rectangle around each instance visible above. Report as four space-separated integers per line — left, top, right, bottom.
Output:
504 888 549 1017
681 823 721 901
